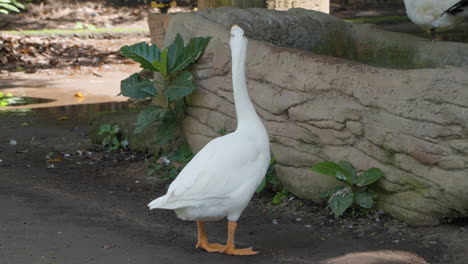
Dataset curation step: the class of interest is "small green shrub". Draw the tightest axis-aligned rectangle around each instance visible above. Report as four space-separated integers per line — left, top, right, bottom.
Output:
0 92 14 106
216 128 227 136
148 143 194 182
0 0 25 14
119 34 211 144
256 156 291 205
98 124 129 151
310 160 384 218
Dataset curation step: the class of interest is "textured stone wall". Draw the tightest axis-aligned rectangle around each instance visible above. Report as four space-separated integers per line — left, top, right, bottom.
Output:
153 8 468 226
332 0 403 9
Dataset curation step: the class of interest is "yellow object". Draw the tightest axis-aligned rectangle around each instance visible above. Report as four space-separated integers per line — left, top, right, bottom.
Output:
74 92 86 102
150 1 176 8
74 92 85 98
47 157 63 163
57 116 69 121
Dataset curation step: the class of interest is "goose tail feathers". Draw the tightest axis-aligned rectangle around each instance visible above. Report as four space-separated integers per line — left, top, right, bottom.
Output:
147 195 168 210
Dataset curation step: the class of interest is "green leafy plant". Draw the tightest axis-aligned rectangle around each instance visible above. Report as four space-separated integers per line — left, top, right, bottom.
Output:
148 143 194 182
0 0 25 14
256 156 291 205
98 124 129 151
310 160 384 218
119 34 211 144
216 128 227 136
0 92 26 106
0 92 14 106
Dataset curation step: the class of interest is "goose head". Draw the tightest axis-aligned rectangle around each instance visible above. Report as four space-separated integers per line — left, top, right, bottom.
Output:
230 25 247 73
231 25 245 42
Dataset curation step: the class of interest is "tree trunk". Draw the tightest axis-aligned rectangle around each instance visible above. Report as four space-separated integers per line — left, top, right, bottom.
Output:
266 0 329 13
197 0 266 9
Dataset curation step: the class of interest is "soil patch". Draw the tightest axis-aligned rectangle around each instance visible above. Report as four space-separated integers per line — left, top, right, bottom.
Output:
0 105 466 263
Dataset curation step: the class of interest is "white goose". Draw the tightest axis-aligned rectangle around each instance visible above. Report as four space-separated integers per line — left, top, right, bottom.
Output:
403 0 468 40
148 25 270 255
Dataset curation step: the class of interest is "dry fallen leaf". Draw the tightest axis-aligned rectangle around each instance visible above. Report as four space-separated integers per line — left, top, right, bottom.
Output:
47 157 62 163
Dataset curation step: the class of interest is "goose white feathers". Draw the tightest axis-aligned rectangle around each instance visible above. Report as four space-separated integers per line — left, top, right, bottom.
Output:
148 25 270 255
403 0 468 40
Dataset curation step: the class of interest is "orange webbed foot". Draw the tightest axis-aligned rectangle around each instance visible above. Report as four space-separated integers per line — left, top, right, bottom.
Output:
196 241 225 253
222 246 258 256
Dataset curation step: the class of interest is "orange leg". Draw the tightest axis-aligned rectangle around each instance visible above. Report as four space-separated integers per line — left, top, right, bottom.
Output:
222 221 258 256
195 221 225 252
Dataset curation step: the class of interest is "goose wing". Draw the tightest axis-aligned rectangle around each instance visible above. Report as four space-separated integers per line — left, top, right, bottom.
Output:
162 133 266 205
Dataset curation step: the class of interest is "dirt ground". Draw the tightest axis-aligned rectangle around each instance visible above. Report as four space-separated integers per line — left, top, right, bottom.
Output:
1 95 467 264
1 1 468 264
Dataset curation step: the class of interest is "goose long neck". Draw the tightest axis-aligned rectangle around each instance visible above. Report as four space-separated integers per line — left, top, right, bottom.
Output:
231 36 260 130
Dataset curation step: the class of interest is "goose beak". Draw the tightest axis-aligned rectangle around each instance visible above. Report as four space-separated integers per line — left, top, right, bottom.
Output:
231 24 239 38
230 25 243 38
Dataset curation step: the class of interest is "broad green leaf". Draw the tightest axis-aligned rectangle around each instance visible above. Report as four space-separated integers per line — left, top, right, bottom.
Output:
0 3 20 12
11 0 25 9
265 157 276 178
121 139 129 149
355 168 384 187
102 135 111 146
134 105 164 134
320 185 346 198
354 191 374 209
155 121 177 145
141 85 158 97
166 72 197 102
112 136 120 146
119 42 161 71
120 73 157 99
160 48 168 77
111 125 120 134
167 34 185 74
328 186 354 217
170 36 211 75
152 60 160 72
169 143 193 162
256 177 266 193
310 161 351 183
99 124 112 134
338 160 357 184
217 128 227 135
0 9 7 14
272 188 288 205
272 191 285 204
